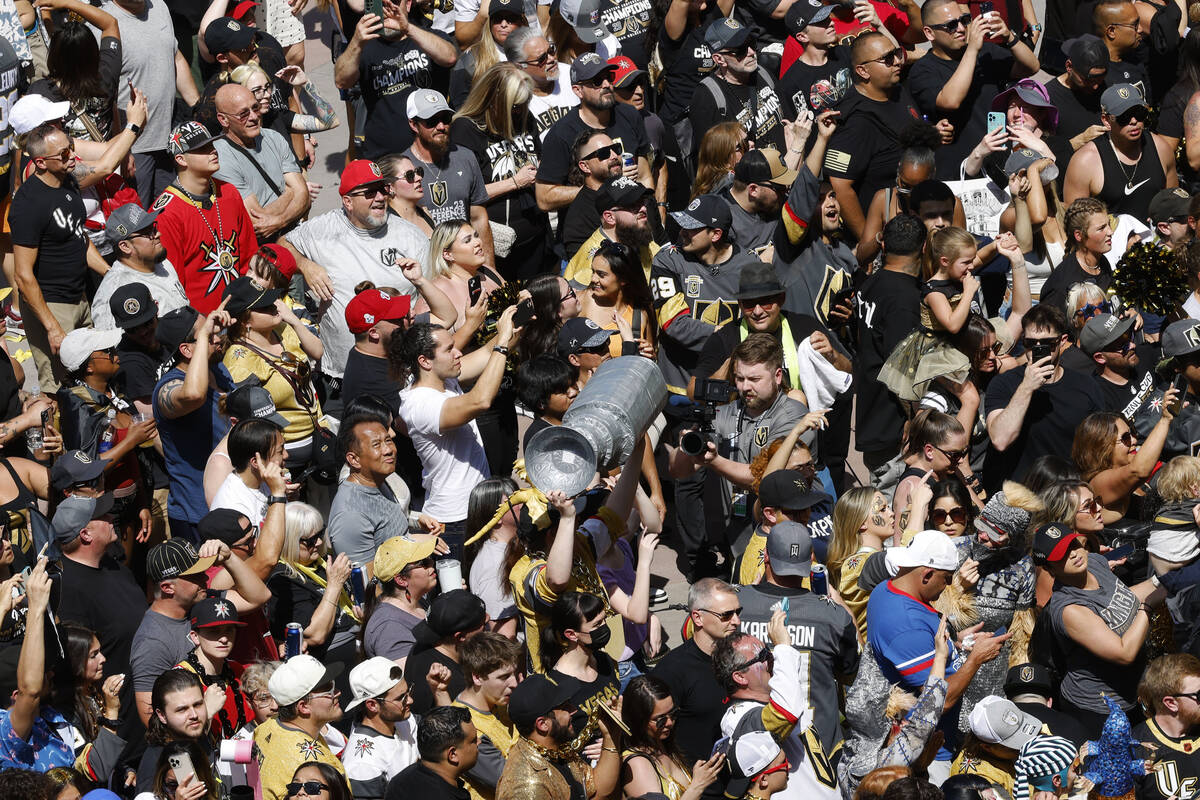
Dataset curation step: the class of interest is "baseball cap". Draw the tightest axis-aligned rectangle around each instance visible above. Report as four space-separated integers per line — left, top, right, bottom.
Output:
670 194 733 232
190 595 246 629
507 672 581 733
1030 522 1085 565
737 261 786 301
156 306 201 355
11 94 70 136
204 17 256 55
990 79 1059 131
345 656 404 711
59 327 123 372
559 0 606 42
765 520 813 577
704 16 752 52
595 176 649 211
570 52 615 84
222 275 282 317
346 289 412 334
968 695 1043 751
1064 35 1108 73
1162 318 1200 360
258 244 298 280
1004 663 1053 698
785 0 835 31
51 492 115 545
1003 147 1060 184
105 203 159 244
374 535 439 583
416 589 487 640
197 507 253 547
268 653 344 706
225 384 289 428
167 121 222 157
1079 313 1136 356
147 538 217 583
725 729 784 800
50 449 107 491
339 158 389 196
1149 187 1193 224
110 283 157 330
607 55 645 88
488 0 524 19
1101 83 1146 117
556 316 611 357
406 89 452 121
230 0 258 19
758 469 830 511
887 529 959 571
734 148 798 189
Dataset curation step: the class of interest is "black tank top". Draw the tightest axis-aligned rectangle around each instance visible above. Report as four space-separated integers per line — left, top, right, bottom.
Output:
1096 134 1165 220
0 459 36 514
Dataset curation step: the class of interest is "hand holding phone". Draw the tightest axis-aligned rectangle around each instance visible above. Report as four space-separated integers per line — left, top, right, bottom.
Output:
512 299 535 328
1168 374 1188 416
1106 544 1135 561
168 752 197 784
468 275 483 306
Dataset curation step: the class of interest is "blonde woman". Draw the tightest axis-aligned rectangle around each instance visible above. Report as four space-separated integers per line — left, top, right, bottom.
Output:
450 62 553 279
231 62 340 135
827 487 896 639
448 2 527 105
412 219 505 331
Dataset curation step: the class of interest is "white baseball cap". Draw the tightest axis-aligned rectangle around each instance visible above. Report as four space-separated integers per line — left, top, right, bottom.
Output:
887 529 959 572
725 730 784 797
345 656 404 711
11 94 71 136
59 327 124 372
268 654 344 706
968 695 1043 750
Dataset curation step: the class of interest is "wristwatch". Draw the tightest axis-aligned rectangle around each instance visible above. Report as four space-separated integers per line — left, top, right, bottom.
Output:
125 122 142 136
493 345 511 356
268 495 287 506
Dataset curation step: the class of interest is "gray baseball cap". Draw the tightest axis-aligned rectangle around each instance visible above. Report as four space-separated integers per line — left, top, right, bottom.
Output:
1079 312 1135 356
1101 83 1146 117
105 203 159 243
765 521 812 577
51 492 115 545
1162 318 1200 360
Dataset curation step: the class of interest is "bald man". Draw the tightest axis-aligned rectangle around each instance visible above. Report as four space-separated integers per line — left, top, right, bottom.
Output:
1092 0 1149 96
213 83 310 241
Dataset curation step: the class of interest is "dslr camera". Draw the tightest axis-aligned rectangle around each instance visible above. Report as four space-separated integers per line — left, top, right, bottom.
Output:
678 378 733 457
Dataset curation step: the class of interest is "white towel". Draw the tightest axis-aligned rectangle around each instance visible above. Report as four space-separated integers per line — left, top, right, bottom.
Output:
795 337 852 412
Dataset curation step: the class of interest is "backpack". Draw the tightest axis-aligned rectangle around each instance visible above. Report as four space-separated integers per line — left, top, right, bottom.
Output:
671 65 777 175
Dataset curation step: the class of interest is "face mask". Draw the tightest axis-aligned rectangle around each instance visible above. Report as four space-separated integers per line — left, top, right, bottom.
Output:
584 624 611 653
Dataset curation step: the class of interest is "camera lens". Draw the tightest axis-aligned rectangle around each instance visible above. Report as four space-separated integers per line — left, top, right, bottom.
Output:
680 430 705 457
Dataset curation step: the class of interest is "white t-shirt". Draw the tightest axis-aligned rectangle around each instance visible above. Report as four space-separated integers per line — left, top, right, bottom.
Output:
211 472 268 526
285 210 430 378
397 380 488 522
342 719 418 798
529 70 581 140
91 260 190 331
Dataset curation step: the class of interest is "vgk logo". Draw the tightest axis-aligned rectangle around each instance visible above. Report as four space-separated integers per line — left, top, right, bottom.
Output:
1185 325 1200 349
684 275 702 297
430 181 448 207
381 248 400 266
754 426 769 447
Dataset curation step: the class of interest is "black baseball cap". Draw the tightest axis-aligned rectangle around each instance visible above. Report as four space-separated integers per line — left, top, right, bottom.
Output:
489 0 524 19
737 262 786 301
670 194 732 232
1004 663 1053 698
190 595 247 629
759 469 830 511
197 508 253 547
111 283 157 329
594 176 650 212
413 589 487 641
155 306 201 356
507 672 582 734
1030 522 1085 565
704 16 751 51
147 539 216 583
557 317 611 357
222 276 282 317
204 16 256 55
50 449 107 491
786 0 834 31
570 52 615 84
225 384 289 428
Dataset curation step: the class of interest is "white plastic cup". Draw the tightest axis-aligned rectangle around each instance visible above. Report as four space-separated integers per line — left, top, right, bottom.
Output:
436 558 463 590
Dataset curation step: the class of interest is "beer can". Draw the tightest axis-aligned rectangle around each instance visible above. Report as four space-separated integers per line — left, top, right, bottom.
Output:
811 563 828 596
285 622 302 659
349 565 366 606
622 152 635 169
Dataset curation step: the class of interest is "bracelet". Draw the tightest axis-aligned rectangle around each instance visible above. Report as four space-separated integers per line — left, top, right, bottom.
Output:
1031 23 1042 31
656 201 669 207
602 746 618 753
1150 572 1161 587
493 345 510 356
1000 33 1018 48
512 176 519 191
268 495 287 505
99 716 121 729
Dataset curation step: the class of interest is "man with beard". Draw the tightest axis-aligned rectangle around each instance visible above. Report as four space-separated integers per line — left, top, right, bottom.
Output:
1081 313 1154 416
92 203 189 331
561 130 622 259
723 150 794 253
1133 654 1200 800
279 159 455 396
152 305 236 544
333 5 458 157
565 176 659 288
496 673 622 800
536 54 652 213
343 657 420 799
1064 83 1176 220
340 289 418 417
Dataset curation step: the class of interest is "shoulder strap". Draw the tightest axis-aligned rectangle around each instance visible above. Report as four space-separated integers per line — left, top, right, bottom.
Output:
224 139 284 198
478 265 504 286
235 338 320 425
700 75 726 117
631 308 643 339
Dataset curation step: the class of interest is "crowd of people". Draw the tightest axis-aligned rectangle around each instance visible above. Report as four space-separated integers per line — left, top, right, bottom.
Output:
6 0 1200 798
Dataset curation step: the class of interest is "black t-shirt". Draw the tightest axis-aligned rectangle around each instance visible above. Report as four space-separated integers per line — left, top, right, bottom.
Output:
116 341 169 401
658 22 720 125
357 34 454 159
1043 76 1102 142
694 312 828 380
404 646 467 716
1038 252 1112 312
550 655 620 723
855 268 922 452
9 175 90 304
907 44 1015 181
562 185 602 257
824 86 922 208
1017 701 1089 748
1058 344 1096 374
598 0 653 69
522 417 552 454
0 37 19 199
537 104 650 186
341 347 401 415
1107 58 1150 100
779 46 851 119
449 117 547 247
688 74 786 155
982 364 1103 489
29 36 121 142
1096 368 1157 418
648 638 727 769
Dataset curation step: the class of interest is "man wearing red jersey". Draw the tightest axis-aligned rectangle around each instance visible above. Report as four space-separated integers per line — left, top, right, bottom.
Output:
153 121 258 314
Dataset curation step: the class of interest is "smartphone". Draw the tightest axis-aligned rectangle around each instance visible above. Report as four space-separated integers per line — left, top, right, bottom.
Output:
1029 340 1055 362
11 565 29 597
831 286 855 311
987 110 1006 135
1169 373 1188 416
991 625 1007 637
468 275 482 306
512 299 535 328
981 0 994 16
1106 544 1135 561
365 0 383 19
168 752 197 784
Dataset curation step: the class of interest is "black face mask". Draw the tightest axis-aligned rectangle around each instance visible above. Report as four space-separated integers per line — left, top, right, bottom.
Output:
584 624 611 653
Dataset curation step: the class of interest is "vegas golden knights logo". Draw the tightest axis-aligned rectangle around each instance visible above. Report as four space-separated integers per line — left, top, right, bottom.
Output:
754 426 769 447
430 181 448 207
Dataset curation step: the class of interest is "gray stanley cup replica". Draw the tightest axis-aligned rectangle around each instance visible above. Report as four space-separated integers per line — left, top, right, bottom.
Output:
524 356 668 496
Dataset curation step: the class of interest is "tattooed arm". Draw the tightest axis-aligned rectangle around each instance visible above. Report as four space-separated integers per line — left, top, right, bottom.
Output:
155 302 231 419
292 81 340 132
1184 90 1200 173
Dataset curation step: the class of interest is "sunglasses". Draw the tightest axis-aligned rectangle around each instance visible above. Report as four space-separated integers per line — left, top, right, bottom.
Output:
1022 335 1060 350
699 606 742 622
402 557 436 573
92 347 118 361
309 683 340 700
348 184 391 198
740 294 784 310
1075 300 1113 317
1176 691 1200 703
735 646 773 673
522 42 557 66
286 782 330 797
1116 106 1148 125
583 144 618 161
1117 430 1136 448
650 707 679 728
418 112 453 128
299 529 325 549
863 46 904 66
1078 496 1101 513
394 167 424 183
1105 335 1134 354
720 41 755 60
580 73 614 88
164 781 179 794
757 757 791 778
933 444 968 464
928 12 972 31
930 506 967 525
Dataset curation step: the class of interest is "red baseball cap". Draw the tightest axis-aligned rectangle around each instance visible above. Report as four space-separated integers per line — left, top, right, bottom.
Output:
1031 522 1085 564
230 0 258 20
345 289 412 334
257 244 297 280
339 159 388 196
607 55 645 88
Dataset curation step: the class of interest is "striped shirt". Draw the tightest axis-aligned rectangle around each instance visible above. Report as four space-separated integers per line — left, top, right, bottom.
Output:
866 580 960 689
